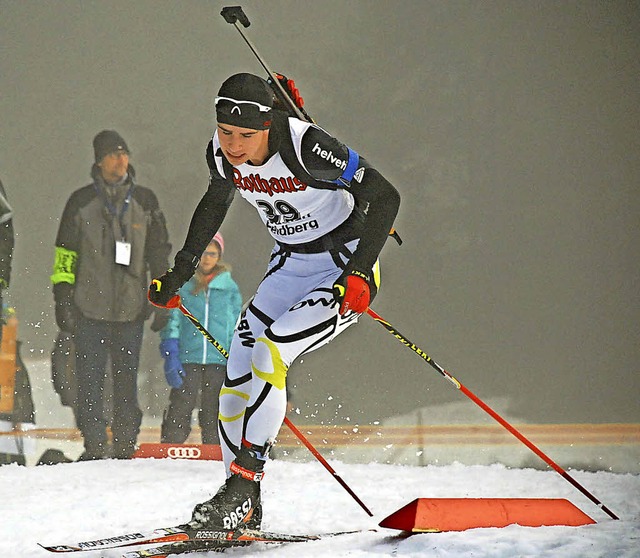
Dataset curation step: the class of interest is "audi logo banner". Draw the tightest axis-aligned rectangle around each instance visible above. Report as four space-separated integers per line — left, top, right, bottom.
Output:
167 446 202 459
131 443 223 461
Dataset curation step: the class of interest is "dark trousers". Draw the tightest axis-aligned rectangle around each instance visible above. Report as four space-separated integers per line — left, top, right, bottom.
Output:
74 316 144 451
161 363 225 445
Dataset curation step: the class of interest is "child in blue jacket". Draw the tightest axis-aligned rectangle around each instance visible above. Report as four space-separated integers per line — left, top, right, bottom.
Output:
159 233 242 444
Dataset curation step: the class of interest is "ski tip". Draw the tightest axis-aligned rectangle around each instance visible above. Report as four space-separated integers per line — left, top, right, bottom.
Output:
39 543 82 553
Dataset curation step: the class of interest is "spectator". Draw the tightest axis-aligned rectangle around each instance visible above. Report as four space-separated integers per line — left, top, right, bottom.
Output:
160 233 241 445
0 179 15 343
51 130 171 460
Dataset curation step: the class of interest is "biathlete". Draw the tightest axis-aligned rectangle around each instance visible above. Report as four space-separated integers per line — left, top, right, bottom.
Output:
149 72 400 530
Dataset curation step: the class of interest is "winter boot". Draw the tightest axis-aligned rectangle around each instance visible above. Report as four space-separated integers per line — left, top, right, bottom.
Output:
112 440 137 459
77 440 108 461
189 443 266 530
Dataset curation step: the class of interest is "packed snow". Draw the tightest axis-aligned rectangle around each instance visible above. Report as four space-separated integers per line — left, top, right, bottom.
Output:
0 456 638 557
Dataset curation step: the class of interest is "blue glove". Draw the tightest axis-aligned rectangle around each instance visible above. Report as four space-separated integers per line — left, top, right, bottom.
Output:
159 338 185 389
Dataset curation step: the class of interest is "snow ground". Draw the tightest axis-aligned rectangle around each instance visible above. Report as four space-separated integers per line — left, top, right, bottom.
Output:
0 457 638 557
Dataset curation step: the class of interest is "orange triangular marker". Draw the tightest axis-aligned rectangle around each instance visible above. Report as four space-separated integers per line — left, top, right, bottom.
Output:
379 498 596 532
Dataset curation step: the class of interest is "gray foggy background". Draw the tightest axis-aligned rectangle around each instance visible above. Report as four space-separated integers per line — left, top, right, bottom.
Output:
1 1 638 426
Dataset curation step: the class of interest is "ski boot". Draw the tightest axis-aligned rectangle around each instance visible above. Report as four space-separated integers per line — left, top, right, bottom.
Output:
189 442 268 530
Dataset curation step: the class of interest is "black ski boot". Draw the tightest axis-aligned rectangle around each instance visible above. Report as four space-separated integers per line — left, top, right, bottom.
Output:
245 500 262 530
189 443 266 530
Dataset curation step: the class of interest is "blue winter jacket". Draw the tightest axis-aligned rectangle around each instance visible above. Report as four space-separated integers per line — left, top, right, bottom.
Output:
160 270 242 365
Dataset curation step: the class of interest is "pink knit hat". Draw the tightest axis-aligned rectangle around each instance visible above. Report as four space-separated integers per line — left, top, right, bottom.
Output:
211 232 224 256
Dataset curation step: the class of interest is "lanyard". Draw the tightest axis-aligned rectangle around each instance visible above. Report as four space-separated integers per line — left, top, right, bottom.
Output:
95 181 135 240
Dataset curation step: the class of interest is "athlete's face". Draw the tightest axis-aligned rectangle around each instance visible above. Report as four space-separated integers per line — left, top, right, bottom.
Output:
217 123 270 166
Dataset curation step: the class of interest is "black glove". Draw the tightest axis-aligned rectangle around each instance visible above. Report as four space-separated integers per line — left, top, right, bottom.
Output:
149 307 170 332
333 263 378 315
148 250 199 308
53 282 79 334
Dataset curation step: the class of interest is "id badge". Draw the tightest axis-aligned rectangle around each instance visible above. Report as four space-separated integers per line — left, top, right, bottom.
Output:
115 240 132 266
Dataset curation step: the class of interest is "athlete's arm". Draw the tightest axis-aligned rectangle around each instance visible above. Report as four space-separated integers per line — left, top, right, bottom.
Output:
181 139 236 258
346 162 400 272
300 126 400 272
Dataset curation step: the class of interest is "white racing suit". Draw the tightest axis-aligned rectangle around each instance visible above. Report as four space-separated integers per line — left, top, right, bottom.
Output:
220 240 364 467
179 111 399 473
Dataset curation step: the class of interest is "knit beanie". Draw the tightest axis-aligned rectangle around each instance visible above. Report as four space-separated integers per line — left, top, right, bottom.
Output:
93 130 129 162
212 232 224 256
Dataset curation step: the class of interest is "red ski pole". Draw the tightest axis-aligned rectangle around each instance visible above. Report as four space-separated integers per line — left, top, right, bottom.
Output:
165 296 373 516
366 307 619 520
283 416 373 516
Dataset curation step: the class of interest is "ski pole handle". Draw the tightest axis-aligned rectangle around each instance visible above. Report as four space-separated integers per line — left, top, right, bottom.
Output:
220 6 250 27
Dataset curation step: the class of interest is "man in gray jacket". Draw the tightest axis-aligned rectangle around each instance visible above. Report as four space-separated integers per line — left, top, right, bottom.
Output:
52 130 171 460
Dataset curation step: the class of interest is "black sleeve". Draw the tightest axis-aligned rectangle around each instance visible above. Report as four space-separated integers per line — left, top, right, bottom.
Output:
181 140 236 258
299 126 351 183
138 188 172 279
0 180 14 287
0 218 13 287
346 159 400 272
55 188 91 250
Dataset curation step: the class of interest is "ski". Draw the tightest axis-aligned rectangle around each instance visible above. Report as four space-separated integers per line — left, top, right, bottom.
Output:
121 529 371 557
39 525 193 553
39 526 322 554
122 540 229 557
120 530 318 557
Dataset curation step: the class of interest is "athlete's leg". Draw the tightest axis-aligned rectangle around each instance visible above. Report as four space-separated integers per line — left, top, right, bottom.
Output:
217 302 273 471
192 243 364 530
218 244 361 471
243 284 358 446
